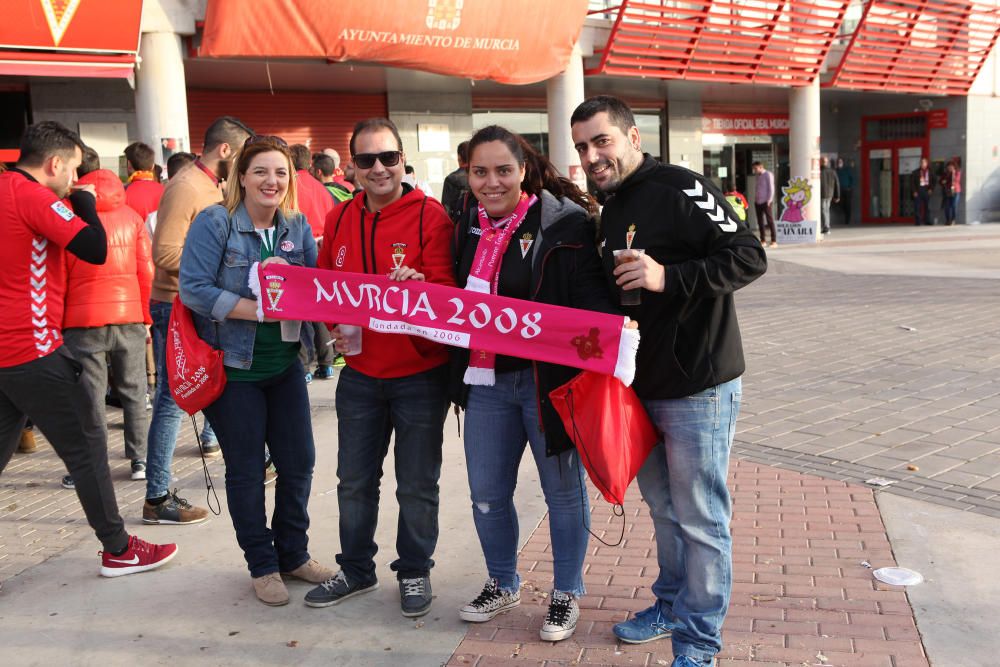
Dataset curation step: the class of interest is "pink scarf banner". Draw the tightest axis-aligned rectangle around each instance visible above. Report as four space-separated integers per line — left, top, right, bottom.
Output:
248 263 639 386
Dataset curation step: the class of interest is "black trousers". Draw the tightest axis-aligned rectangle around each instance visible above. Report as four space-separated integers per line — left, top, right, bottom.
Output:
0 346 129 552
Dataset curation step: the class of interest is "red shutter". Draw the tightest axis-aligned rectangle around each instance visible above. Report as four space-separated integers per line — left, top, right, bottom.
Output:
187 90 388 161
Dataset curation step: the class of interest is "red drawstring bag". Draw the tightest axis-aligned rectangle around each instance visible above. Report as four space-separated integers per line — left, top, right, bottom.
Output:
549 371 659 506
166 297 226 415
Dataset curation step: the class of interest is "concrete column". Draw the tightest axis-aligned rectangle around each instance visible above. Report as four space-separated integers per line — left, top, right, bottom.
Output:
134 31 190 165
789 78 822 240
546 42 586 191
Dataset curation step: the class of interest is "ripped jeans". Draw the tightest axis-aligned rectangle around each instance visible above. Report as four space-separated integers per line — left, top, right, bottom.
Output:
464 368 589 596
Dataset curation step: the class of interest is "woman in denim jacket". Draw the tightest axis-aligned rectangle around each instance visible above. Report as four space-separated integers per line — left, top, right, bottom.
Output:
179 136 332 606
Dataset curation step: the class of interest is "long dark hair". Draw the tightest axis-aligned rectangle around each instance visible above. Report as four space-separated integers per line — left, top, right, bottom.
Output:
467 125 598 217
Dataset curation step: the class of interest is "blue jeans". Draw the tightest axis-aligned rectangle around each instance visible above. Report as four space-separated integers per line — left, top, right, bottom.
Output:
146 300 216 499
464 369 589 596
335 364 449 582
203 360 315 577
944 193 959 224
638 377 742 664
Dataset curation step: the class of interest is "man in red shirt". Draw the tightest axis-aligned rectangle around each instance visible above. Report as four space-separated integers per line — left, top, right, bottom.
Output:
289 144 337 379
123 141 164 222
305 118 454 617
0 121 177 578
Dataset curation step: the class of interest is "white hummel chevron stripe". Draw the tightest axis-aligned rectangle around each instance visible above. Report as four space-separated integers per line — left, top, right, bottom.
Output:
32 238 48 251
32 251 47 263
32 292 46 304
30 265 46 278
31 277 46 290
36 341 53 354
682 179 738 232
32 304 47 317
32 317 47 328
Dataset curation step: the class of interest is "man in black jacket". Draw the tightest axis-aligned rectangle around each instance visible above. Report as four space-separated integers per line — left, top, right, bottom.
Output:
571 97 766 667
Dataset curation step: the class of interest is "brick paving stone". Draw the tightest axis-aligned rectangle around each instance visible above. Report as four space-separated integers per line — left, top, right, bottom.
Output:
449 461 929 667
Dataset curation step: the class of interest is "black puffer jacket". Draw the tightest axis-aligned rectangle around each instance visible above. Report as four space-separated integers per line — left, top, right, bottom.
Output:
450 190 619 455
599 155 767 400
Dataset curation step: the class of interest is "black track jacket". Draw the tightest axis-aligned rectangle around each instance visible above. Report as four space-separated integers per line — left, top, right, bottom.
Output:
599 155 767 400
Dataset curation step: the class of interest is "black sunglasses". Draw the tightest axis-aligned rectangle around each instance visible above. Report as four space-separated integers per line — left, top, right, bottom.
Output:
244 134 288 149
352 151 402 169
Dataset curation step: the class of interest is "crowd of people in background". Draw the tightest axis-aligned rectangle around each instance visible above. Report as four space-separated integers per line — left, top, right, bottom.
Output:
0 95 769 667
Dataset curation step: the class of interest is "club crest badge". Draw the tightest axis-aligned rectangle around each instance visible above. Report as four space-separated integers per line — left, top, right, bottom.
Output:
391 242 407 270
264 274 286 312
626 224 636 250
519 232 534 259
570 327 605 361
280 240 294 252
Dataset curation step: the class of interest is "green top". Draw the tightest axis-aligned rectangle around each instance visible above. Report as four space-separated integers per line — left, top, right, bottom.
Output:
226 227 300 382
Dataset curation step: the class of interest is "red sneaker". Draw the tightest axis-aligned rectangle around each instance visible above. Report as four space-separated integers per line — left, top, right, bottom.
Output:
100 535 178 577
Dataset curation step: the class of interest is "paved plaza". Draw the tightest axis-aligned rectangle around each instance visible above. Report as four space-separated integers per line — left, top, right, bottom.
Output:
1 223 999 666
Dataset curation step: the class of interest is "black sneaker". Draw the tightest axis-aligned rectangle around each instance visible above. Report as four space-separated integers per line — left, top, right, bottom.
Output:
539 590 580 641
199 438 221 458
61 475 75 490
304 570 379 608
131 460 146 480
459 578 521 622
314 365 335 380
399 576 432 617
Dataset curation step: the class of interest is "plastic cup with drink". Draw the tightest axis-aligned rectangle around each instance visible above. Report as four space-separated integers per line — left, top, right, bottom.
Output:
612 248 645 306
327 324 363 356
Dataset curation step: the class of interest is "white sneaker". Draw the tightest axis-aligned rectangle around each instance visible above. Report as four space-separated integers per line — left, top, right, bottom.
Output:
539 590 579 641
459 578 521 622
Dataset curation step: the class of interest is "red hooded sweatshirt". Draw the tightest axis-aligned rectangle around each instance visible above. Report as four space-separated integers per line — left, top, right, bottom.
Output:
297 169 335 238
319 186 455 379
64 169 153 328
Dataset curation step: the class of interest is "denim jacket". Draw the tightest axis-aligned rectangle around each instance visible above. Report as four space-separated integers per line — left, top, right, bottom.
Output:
179 203 318 369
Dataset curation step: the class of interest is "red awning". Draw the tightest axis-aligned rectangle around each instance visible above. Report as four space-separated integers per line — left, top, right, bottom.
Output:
0 0 142 79
199 0 590 85
587 0 851 86
825 0 1000 95
0 51 136 79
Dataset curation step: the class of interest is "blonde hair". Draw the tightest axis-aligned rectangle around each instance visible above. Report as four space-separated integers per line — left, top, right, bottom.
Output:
223 138 299 218
781 177 811 208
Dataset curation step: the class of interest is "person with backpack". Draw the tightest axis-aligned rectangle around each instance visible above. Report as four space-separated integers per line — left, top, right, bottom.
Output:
179 135 330 606
449 125 625 642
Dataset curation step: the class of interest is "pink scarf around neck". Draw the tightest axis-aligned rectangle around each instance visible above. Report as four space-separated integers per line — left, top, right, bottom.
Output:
464 193 537 386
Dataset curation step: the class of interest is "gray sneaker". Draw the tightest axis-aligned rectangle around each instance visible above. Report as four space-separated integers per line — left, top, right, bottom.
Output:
399 576 432 617
304 570 379 608
459 578 521 622
539 590 580 641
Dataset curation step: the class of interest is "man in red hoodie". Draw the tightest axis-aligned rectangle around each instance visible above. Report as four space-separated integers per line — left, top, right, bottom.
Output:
305 118 454 618
123 141 164 223
62 156 154 485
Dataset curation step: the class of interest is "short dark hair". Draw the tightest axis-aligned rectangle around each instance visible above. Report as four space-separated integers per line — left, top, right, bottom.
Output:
312 153 335 177
203 116 253 152
350 118 403 156
17 121 86 168
77 146 101 177
751 161 763 168
570 95 637 136
123 141 156 171
289 144 312 171
166 151 196 179
457 140 470 164
404 164 415 175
